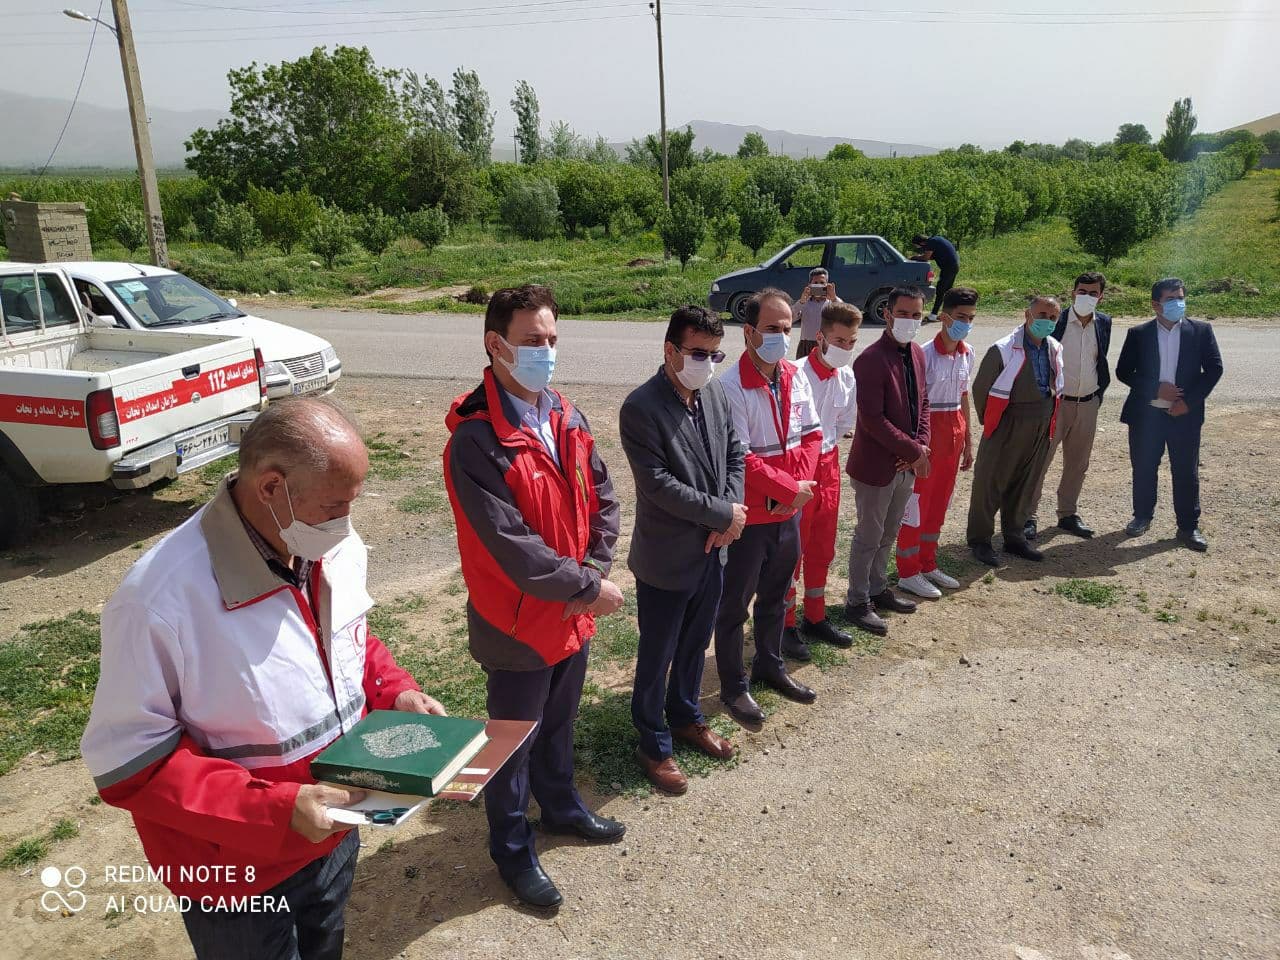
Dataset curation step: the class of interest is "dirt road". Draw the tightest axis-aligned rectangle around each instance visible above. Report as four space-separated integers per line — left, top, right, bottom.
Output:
0 377 1277 960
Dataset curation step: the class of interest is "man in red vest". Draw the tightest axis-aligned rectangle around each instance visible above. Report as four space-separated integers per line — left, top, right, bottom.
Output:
444 285 624 910
966 295 1064 566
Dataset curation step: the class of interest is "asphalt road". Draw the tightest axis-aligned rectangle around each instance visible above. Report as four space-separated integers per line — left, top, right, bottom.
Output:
261 307 1278 402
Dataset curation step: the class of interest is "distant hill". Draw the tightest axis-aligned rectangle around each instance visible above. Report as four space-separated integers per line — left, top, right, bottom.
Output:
667 120 937 159
0 90 221 169
1225 112 1280 136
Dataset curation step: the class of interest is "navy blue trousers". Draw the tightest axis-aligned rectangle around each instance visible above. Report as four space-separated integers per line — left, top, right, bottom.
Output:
182 828 359 960
632 554 725 761
715 516 801 699
484 644 590 876
1128 413 1202 530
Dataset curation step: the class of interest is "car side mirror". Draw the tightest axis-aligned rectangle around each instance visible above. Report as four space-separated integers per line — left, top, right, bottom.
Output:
227 297 238 308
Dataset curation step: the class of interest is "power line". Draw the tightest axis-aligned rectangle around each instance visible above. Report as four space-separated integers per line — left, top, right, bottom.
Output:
36 0 106 177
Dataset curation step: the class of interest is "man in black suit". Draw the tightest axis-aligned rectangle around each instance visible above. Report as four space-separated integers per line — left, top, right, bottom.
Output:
1027 271 1113 541
619 306 747 795
1116 277 1224 551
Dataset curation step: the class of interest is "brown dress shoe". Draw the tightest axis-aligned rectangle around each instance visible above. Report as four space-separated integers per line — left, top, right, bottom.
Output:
672 722 736 760
635 748 688 795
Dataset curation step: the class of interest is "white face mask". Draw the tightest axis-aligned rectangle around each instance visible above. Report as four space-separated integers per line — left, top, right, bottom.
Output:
889 315 922 345
267 477 352 561
675 354 716 391
822 342 854 368
1074 293 1099 316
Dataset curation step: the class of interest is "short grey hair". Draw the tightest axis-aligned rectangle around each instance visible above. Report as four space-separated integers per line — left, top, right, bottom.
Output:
238 395 363 479
1028 294 1060 311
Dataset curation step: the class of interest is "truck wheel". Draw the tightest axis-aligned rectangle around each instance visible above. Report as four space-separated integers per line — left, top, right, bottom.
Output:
0 468 39 548
864 289 891 326
728 293 752 325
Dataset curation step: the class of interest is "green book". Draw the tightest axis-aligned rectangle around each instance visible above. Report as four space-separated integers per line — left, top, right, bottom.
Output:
310 710 488 798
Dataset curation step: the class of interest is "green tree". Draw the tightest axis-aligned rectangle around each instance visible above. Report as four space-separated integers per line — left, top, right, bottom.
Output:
709 212 739 260
511 80 541 164
211 202 262 259
1261 130 1280 153
186 46 408 211
1158 97 1197 161
556 162 621 236
402 129 480 221
1060 138 1092 161
355 206 401 255
736 182 782 257
791 180 837 236
450 68 494 165
747 157 806 215
403 71 455 139
307 205 354 268
109 204 147 256
543 120 585 161
400 206 449 252
500 177 560 239
625 126 697 173
1067 172 1155 264
737 131 769 159
1115 122 1152 146
246 185 321 254
826 143 864 161
659 196 707 270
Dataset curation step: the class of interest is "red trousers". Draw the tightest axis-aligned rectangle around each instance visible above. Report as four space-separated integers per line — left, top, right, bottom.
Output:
896 409 966 579
786 448 841 626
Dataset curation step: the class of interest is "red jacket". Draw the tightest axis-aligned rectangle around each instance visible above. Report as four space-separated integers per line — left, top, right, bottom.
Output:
444 368 620 671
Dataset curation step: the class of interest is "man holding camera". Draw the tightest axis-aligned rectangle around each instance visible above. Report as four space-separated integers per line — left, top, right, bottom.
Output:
793 267 840 358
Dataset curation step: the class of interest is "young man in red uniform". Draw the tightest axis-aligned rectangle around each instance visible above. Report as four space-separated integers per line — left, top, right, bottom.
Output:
895 287 977 598
782 301 860 659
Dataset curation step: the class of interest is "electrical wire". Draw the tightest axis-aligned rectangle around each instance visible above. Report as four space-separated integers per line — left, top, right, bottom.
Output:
35 0 106 177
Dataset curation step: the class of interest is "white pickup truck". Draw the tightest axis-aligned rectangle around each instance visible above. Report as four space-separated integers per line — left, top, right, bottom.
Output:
0 263 265 546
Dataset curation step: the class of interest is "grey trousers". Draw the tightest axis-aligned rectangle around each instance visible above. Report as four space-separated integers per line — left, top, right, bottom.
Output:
845 471 915 607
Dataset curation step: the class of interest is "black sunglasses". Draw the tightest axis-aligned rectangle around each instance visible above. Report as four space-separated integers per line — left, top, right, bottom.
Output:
678 347 726 363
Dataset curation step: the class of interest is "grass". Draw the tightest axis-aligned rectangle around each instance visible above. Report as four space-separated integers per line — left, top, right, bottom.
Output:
396 483 450 518
1155 611 1181 624
1 818 79 871
366 434 416 481
0 611 101 776
964 170 1280 316
1053 578 1123 608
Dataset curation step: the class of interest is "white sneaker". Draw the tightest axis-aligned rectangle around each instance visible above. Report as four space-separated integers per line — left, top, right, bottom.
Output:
923 568 960 590
898 573 942 599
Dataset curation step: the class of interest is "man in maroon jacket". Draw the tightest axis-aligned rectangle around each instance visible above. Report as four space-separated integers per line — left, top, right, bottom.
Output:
844 287 932 636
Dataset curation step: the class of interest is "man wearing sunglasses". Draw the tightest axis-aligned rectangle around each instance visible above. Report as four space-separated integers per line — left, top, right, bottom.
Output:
620 305 747 794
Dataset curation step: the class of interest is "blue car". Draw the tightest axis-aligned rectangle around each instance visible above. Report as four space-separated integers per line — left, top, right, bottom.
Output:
708 235 936 324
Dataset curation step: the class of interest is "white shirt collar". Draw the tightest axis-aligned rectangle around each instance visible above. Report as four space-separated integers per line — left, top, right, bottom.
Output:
506 389 552 425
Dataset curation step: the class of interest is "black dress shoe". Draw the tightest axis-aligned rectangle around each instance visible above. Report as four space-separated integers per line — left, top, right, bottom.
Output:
724 691 765 726
751 669 817 704
872 589 916 614
541 811 626 843
1004 538 1044 561
802 618 853 648
504 865 563 909
1125 517 1151 537
1024 518 1038 541
1057 515 1094 538
843 602 888 636
970 541 1000 567
781 626 811 662
1177 527 1208 552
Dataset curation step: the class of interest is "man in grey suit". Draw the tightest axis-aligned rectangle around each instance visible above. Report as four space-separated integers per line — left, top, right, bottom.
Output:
620 306 747 795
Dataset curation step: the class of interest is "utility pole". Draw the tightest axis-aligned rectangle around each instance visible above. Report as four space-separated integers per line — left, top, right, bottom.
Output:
649 0 669 207
111 0 168 267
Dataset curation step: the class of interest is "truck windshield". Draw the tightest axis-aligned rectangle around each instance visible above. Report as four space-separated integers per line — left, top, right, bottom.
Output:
106 274 245 328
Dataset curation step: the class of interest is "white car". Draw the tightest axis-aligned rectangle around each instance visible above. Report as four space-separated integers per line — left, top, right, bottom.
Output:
61 262 341 400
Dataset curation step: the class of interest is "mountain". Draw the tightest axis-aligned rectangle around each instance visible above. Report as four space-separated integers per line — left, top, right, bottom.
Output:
672 120 938 159
0 90 222 169
1225 111 1280 136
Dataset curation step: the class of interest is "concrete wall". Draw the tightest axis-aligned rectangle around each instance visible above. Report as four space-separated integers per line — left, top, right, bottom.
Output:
1 200 94 262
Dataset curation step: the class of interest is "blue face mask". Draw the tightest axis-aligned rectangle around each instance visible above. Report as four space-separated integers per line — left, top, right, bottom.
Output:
1161 299 1186 324
1029 317 1056 340
499 337 556 392
946 318 973 341
754 330 790 364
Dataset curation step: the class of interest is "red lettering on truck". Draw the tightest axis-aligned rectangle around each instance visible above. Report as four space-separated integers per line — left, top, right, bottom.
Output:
115 359 258 424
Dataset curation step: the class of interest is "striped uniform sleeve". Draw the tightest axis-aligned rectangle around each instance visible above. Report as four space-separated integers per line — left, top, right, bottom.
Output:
80 601 301 855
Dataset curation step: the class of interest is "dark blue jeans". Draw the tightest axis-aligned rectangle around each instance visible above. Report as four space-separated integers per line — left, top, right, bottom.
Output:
181 828 359 960
632 555 725 761
484 645 591 876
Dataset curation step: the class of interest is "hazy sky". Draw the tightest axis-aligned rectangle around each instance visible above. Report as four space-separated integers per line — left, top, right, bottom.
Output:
2 0 1276 148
